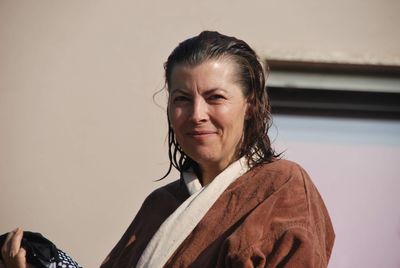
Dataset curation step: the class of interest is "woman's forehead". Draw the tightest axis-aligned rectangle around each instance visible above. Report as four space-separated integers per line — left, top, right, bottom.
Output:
169 59 240 90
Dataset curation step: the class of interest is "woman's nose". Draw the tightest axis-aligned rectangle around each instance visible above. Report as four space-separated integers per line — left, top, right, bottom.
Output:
190 98 208 123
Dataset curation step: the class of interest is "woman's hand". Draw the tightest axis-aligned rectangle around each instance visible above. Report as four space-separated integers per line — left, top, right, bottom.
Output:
0 228 30 268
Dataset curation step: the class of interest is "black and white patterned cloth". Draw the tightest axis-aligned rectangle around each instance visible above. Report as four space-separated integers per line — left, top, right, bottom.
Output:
0 231 82 268
55 249 82 268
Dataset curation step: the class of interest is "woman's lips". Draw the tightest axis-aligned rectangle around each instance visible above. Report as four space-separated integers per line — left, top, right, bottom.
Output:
188 130 215 135
187 130 217 139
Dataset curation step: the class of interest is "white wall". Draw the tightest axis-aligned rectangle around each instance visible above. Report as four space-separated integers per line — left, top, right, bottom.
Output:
1 0 399 266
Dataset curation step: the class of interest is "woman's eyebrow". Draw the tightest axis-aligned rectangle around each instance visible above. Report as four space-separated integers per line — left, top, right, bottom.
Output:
170 88 190 96
203 88 227 95
170 88 228 96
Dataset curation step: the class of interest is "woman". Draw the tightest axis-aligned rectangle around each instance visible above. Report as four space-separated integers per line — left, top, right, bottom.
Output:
2 31 334 267
101 31 335 267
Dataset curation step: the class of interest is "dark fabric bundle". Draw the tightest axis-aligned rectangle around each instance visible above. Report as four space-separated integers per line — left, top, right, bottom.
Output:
0 231 81 268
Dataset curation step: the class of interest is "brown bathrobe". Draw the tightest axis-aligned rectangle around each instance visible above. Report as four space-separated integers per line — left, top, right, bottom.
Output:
101 159 335 267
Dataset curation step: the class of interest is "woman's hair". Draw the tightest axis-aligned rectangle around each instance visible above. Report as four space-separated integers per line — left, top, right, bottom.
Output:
162 31 279 178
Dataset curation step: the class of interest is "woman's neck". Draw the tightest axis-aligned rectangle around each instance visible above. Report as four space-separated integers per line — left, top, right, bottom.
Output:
199 169 219 186
197 158 237 186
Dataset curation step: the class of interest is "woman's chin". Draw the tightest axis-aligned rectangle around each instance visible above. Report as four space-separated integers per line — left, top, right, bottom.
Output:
187 150 218 165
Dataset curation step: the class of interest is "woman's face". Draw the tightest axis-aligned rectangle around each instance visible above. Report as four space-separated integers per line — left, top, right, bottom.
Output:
168 59 248 172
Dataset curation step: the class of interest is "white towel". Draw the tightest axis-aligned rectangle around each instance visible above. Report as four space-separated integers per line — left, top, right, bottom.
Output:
136 157 249 268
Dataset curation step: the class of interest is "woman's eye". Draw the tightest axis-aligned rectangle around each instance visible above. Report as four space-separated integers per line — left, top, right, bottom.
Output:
173 96 189 102
209 94 225 100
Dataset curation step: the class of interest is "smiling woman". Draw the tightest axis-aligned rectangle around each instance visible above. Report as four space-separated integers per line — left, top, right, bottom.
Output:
99 31 335 268
168 60 249 185
1 31 335 268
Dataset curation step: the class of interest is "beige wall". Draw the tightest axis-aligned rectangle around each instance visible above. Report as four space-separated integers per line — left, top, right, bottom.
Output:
1 0 399 266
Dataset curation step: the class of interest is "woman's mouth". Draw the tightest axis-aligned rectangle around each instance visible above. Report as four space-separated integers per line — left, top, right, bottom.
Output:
187 130 217 139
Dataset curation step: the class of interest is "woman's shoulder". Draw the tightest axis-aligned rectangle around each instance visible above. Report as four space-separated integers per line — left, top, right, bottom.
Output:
218 159 335 266
256 158 308 176
143 178 190 207
247 158 314 191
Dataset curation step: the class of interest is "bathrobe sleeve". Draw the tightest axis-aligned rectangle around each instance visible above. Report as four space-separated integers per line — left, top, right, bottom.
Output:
225 226 329 268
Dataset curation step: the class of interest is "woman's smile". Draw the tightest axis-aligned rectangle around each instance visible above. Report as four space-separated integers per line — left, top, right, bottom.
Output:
187 129 218 139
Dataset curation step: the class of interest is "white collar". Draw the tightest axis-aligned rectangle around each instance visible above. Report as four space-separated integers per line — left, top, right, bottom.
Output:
136 156 249 268
182 157 249 195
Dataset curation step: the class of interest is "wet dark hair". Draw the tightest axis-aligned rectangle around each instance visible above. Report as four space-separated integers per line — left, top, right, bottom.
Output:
162 31 279 178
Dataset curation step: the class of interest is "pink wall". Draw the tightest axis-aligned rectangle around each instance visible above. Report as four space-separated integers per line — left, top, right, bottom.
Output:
273 115 400 267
